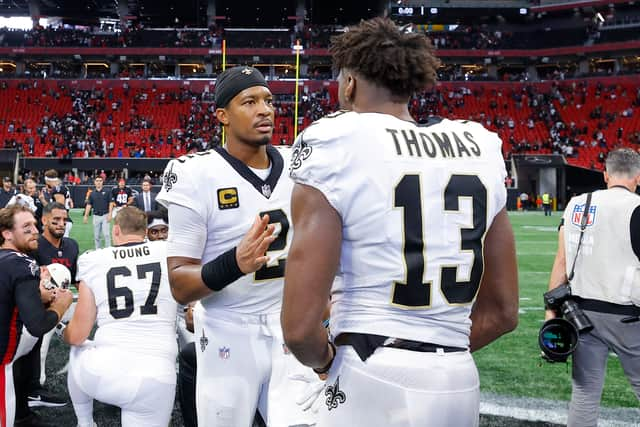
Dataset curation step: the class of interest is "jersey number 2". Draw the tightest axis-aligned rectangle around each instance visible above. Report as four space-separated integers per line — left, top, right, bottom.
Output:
107 262 161 319
392 174 487 308
254 209 290 281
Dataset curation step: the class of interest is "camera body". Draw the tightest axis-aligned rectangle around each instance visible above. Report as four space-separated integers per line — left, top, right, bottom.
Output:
543 283 593 333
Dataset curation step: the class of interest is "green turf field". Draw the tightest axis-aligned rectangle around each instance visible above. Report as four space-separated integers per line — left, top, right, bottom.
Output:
474 211 639 408
64 209 638 409
42 209 633 426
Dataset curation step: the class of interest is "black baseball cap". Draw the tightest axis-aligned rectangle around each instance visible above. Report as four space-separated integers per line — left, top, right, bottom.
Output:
2 176 11 182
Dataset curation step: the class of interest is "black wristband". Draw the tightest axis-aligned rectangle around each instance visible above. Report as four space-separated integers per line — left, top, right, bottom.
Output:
313 342 336 375
200 247 244 292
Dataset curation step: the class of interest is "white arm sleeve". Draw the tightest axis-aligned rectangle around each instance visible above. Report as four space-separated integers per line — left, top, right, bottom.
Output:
166 203 207 260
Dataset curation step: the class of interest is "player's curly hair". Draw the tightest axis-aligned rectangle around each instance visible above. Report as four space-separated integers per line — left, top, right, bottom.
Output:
330 17 440 100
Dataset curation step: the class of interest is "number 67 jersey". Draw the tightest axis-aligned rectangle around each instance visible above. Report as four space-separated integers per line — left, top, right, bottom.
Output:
290 112 507 349
76 240 178 359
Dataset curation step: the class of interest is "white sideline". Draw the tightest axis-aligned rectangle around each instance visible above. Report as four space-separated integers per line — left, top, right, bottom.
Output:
480 392 640 426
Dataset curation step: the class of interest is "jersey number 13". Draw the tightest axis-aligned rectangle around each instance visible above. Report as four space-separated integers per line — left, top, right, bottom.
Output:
392 174 487 308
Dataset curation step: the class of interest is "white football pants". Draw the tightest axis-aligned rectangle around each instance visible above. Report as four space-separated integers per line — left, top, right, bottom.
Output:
193 306 318 427
317 345 480 427
68 343 176 427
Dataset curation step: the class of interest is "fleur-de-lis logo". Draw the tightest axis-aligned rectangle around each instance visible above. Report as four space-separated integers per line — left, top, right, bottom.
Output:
199 329 209 353
241 67 253 75
163 162 178 192
290 140 313 171
324 376 346 411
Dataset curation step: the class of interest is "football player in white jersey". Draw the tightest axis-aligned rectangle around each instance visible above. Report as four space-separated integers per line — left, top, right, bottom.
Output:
63 207 178 427
282 17 519 427
157 66 318 427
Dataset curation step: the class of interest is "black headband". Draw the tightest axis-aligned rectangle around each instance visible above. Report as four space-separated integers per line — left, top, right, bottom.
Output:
214 66 269 108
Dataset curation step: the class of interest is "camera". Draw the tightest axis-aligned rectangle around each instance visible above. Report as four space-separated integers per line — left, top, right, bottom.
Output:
538 318 578 363
539 283 593 363
543 283 593 333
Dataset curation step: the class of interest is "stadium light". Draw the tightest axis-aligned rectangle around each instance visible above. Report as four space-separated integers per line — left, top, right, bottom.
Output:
0 16 34 30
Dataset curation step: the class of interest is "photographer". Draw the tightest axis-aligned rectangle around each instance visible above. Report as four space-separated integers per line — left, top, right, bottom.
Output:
546 148 640 427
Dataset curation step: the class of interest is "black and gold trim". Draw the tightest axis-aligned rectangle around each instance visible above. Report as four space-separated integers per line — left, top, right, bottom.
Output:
390 172 433 309
440 174 488 306
214 145 284 199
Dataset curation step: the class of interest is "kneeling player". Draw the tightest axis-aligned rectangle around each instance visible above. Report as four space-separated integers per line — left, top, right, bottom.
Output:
63 207 178 427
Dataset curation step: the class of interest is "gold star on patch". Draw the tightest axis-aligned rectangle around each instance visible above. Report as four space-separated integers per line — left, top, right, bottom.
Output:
241 67 253 75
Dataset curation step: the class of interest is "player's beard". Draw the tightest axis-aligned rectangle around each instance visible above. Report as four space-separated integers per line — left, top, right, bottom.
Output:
14 235 38 254
255 135 271 146
240 134 271 147
48 224 65 239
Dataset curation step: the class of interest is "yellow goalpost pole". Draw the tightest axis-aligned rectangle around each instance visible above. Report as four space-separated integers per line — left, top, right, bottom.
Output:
221 39 226 145
293 39 301 140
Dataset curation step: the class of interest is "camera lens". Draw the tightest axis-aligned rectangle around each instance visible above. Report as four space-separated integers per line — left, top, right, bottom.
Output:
541 329 571 351
562 300 594 333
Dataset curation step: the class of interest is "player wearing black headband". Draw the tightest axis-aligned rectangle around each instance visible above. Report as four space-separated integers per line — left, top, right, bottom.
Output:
157 66 321 426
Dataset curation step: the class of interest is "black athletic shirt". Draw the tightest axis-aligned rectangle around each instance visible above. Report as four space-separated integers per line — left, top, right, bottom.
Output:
33 236 79 283
0 249 58 365
111 186 133 207
51 184 73 223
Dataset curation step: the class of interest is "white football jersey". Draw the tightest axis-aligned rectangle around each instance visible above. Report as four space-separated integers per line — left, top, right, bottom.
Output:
156 146 294 315
76 240 177 359
290 112 507 348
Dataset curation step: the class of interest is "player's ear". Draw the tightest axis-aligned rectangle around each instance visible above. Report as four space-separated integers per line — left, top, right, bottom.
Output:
112 224 121 239
216 108 229 126
344 73 356 104
1 229 12 242
603 171 609 184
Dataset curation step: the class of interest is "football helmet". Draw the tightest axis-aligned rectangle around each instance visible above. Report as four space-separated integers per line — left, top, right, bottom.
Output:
43 263 72 290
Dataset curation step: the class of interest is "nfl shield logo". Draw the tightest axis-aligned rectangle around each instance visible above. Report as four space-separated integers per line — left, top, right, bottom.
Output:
571 203 597 227
219 346 230 359
261 184 272 198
